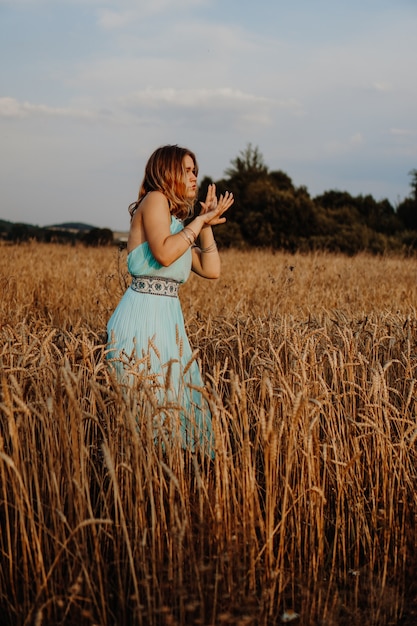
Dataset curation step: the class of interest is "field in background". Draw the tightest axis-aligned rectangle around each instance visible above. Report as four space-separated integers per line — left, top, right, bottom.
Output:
1 243 417 625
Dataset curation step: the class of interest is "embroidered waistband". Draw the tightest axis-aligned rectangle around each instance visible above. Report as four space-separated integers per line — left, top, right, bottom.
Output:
130 275 180 297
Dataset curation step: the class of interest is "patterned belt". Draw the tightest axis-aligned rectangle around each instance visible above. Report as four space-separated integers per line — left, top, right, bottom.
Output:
130 275 180 298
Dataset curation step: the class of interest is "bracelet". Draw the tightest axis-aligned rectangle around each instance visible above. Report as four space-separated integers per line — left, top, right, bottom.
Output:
200 242 217 253
185 226 197 241
184 226 197 243
180 229 194 246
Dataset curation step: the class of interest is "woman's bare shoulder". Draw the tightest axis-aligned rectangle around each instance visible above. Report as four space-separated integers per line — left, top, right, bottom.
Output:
141 190 169 211
140 192 171 228
128 192 171 252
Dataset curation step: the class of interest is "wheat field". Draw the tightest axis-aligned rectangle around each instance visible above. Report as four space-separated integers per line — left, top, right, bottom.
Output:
1 242 417 626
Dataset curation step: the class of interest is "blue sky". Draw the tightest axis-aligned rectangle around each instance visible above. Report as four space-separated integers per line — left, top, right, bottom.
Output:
1 0 416 231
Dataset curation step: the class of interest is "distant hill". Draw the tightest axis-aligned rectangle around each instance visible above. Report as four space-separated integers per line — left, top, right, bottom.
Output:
0 219 119 245
46 222 96 232
0 218 20 232
0 219 98 232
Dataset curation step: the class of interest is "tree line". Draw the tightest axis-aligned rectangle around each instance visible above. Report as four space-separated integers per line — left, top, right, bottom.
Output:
2 145 416 254
0 223 114 246
197 145 417 255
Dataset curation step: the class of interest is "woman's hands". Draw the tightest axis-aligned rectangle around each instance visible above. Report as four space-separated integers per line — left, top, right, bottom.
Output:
190 184 233 278
199 183 234 227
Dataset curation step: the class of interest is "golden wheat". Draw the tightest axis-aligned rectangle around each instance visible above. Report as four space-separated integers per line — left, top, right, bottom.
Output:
0 242 416 625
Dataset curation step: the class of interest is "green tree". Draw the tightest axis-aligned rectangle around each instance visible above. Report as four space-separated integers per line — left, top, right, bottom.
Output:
216 145 270 245
269 170 295 193
224 143 268 183
201 146 411 253
214 145 320 249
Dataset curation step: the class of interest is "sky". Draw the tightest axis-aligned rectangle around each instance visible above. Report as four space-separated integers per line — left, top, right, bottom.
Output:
1 0 416 231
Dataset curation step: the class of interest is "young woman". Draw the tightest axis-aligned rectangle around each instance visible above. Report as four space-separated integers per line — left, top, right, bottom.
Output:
107 145 234 456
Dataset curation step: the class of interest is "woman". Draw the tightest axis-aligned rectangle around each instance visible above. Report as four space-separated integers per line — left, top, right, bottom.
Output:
107 145 234 456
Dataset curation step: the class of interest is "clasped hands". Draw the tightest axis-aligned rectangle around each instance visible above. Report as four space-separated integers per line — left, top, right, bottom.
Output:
199 183 234 227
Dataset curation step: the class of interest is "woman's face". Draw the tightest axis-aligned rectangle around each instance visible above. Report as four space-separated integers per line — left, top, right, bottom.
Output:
183 154 197 199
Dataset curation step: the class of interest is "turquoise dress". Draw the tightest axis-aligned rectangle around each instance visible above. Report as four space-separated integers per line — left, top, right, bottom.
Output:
107 216 213 455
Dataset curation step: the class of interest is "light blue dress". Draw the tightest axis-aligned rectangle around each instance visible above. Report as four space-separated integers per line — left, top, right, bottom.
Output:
107 215 213 456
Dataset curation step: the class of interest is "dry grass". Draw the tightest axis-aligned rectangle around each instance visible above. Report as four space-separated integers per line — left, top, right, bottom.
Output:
1 242 417 626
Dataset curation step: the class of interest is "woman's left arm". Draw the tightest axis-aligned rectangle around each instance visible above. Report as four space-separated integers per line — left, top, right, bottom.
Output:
191 225 221 278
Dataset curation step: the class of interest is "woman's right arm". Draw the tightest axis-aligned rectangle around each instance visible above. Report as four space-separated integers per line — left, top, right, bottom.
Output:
130 191 201 266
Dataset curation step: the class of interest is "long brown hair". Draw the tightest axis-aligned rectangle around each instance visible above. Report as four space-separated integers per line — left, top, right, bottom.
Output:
128 145 199 220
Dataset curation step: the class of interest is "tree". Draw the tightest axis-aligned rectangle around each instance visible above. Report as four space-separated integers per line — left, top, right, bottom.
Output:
8 223 33 242
224 144 268 183
82 228 114 246
200 146 414 253
269 170 295 193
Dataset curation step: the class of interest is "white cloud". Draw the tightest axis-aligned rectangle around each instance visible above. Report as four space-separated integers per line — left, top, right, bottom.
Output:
123 86 296 111
0 86 301 135
97 9 133 30
372 81 392 93
389 128 414 137
0 97 23 117
96 0 208 29
116 87 303 132
0 84 300 130
0 97 96 120
350 133 363 146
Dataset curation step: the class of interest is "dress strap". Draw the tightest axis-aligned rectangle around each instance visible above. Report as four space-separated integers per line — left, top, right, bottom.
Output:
130 275 180 298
